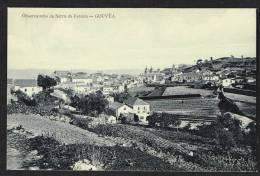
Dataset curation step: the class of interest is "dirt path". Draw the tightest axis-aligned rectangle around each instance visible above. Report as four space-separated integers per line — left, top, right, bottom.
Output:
7 114 118 147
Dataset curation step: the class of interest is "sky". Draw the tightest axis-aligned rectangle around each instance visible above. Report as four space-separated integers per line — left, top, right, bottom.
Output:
8 8 256 71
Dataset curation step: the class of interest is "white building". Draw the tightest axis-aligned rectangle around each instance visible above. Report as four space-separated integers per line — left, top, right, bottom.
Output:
111 85 125 93
102 86 114 95
14 79 42 97
105 95 114 102
108 102 133 118
124 97 151 122
203 75 219 82
53 71 71 83
222 78 236 87
71 74 93 85
59 77 70 83
72 77 93 85
74 85 92 94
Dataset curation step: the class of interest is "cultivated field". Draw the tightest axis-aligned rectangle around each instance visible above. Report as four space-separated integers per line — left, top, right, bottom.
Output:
156 86 255 119
163 86 214 97
128 86 154 95
224 93 256 118
146 98 221 123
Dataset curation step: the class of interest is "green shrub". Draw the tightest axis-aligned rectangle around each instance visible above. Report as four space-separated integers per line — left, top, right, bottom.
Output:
77 92 108 116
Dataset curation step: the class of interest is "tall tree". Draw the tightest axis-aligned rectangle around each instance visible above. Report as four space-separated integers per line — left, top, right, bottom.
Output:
37 74 57 91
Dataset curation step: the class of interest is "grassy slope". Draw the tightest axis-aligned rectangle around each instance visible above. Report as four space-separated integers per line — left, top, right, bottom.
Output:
7 114 116 146
7 113 257 171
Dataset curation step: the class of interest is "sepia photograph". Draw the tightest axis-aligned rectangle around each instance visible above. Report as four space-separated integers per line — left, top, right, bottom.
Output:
7 8 257 171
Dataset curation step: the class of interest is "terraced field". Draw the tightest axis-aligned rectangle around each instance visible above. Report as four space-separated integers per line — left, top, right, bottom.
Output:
224 93 256 118
146 98 220 122
163 86 214 97
128 86 154 97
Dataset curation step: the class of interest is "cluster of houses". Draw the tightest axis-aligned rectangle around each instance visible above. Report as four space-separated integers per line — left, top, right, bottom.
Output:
8 56 255 101
7 56 256 124
7 71 145 105
53 71 145 98
141 56 256 89
7 71 144 98
7 71 152 123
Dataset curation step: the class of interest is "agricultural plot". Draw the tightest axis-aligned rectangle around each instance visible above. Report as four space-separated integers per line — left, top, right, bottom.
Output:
163 86 214 97
146 98 220 122
224 92 256 118
224 92 256 104
128 86 154 97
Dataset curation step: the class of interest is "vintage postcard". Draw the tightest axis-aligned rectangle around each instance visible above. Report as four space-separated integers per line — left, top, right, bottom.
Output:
7 8 257 171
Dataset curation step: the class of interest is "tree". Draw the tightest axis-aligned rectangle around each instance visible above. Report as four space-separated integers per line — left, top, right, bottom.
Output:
15 90 36 106
147 115 156 127
55 76 61 84
37 74 57 91
245 122 256 151
77 92 108 116
70 95 80 109
113 92 130 103
196 59 203 66
124 84 128 93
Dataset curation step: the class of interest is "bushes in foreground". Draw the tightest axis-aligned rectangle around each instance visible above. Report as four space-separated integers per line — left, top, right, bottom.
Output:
192 150 257 171
24 136 183 171
195 114 256 151
7 102 58 116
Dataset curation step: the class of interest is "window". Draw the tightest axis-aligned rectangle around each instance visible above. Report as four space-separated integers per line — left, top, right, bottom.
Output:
138 107 140 110
124 107 126 110
24 88 27 92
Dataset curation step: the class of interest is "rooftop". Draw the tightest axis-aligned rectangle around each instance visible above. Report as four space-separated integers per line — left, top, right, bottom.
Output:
71 74 91 79
14 79 37 87
124 97 149 107
109 101 124 110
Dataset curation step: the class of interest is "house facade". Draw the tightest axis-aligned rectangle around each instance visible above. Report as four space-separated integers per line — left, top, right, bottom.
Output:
108 97 151 123
108 102 133 118
141 68 165 84
124 97 150 122
72 77 93 85
54 71 71 83
14 79 42 97
171 71 203 83
222 78 236 87
102 86 114 95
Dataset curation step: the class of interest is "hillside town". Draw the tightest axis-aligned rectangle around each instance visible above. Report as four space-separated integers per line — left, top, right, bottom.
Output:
7 56 257 171
8 56 256 115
